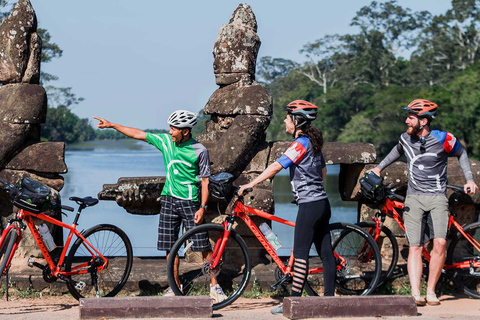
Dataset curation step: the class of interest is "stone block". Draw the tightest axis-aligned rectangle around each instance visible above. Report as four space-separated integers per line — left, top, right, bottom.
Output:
204 82 272 116
0 84 47 123
207 115 270 174
79 296 212 319
323 142 376 165
98 176 166 215
6 142 67 173
283 295 417 319
0 122 39 167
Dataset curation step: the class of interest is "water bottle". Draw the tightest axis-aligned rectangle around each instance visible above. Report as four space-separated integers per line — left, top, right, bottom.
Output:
38 223 57 251
259 222 282 250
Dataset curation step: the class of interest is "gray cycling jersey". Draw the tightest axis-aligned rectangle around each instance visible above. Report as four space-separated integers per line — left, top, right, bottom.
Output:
277 135 327 204
378 130 473 195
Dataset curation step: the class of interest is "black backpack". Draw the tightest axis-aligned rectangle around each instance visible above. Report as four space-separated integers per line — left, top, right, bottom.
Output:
359 171 386 203
10 177 52 213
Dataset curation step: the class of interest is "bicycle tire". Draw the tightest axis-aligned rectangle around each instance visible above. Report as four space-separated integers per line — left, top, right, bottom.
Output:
0 229 18 277
65 224 133 299
357 221 399 287
304 222 382 296
446 222 480 299
167 223 251 310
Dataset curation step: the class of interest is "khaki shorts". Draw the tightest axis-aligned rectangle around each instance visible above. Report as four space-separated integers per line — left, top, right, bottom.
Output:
403 194 448 247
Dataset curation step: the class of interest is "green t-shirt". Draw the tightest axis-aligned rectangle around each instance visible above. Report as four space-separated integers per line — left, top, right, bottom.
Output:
146 133 211 201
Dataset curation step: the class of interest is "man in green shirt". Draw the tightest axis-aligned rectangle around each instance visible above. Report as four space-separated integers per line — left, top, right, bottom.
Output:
94 110 226 302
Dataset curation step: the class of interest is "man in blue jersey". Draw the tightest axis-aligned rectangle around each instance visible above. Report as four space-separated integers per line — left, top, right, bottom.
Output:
371 99 478 306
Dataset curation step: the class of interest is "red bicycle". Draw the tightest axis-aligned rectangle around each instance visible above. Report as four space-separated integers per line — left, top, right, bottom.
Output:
166 186 381 310
0 177 133 299
358 183 480 298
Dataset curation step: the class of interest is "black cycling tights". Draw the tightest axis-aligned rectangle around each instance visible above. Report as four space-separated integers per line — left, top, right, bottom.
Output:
291 198 335 297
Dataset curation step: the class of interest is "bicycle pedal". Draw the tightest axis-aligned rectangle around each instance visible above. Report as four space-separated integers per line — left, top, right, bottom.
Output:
27 256 35 268
75 281 86 290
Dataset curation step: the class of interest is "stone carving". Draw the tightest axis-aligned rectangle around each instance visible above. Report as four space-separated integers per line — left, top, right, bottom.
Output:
0 0 67 263
0 0 41 84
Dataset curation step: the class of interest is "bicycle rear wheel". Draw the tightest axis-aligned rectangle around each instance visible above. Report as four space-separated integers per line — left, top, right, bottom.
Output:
167 223 251 310
447 222 480 298
65 224 133 299
0 228 18 277
304 222 381 296
357 221 398 287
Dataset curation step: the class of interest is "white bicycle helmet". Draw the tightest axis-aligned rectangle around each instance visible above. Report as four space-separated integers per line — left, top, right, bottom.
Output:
167 110 198 128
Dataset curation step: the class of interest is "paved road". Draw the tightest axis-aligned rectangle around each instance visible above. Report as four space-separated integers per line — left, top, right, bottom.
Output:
1 294 479 320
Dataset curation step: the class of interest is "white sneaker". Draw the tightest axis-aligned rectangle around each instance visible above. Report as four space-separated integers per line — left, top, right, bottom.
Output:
164 285 182 296
210 284 227 303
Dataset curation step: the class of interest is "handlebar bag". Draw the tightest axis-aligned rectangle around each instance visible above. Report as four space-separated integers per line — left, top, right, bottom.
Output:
11 177 51 213
208 172 234 202
359 171 385 203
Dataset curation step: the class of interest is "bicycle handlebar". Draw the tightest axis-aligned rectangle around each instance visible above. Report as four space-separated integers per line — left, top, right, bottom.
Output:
0 176 15 191
447 184 470 194
384 184 469 204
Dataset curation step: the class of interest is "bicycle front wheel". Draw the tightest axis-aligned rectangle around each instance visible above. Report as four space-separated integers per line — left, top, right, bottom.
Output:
357 221 399 287
447 222 480 298
0 228 18 277
304 222 381 296
167 224 251 310
65 224 133 299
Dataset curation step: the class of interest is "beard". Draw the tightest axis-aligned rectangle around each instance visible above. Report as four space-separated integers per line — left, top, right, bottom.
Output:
406 123 420 136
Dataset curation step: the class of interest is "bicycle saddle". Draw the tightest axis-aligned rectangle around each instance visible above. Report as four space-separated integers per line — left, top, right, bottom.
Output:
69 196 99 207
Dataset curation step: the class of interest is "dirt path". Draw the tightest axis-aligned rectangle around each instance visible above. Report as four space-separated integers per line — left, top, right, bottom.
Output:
1 294 479 320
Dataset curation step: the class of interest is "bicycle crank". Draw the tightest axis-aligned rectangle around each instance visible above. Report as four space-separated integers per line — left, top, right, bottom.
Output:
270 273 292 292
56 273 86 290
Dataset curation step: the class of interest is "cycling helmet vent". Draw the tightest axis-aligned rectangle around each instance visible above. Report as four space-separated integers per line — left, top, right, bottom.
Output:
402 99 438 120
282 100 318 121
167 110 198 128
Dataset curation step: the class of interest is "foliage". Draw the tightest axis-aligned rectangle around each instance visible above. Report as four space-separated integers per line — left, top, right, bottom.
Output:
260 0 480 159
41 106 95 143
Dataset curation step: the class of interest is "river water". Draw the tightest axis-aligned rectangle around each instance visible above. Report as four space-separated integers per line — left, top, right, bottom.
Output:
60 140 357 256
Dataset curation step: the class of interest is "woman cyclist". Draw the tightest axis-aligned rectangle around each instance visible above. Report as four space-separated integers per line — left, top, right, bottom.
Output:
238 100 335 315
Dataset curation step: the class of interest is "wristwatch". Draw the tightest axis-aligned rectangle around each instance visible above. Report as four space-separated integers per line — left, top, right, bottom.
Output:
200 205 208 210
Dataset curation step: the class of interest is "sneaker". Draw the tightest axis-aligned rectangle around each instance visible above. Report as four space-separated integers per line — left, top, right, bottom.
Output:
426 292 440 306
413 295 426 306
210 284 227 303
164 285 182 297
271 304 283 315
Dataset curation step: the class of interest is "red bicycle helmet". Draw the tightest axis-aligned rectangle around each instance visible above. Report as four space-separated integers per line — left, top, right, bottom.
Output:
283 100 318 121
402 99 438 120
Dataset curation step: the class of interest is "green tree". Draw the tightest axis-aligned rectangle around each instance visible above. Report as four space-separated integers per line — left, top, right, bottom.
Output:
41 105 95 143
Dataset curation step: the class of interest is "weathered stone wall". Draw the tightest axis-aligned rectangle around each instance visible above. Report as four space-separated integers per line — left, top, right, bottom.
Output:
0 0 67 264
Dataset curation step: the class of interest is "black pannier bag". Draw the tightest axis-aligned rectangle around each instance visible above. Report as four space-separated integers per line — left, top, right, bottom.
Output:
208 172 234 202
359 171 386 203
11 177 52 213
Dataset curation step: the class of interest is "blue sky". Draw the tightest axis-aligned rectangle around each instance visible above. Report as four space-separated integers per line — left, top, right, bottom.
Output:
26 0 454 130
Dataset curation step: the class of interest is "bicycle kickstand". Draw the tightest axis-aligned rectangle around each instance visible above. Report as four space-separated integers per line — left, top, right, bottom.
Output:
269 273 292 292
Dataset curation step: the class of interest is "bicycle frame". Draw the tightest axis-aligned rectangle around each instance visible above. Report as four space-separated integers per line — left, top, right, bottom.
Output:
0 208 108 278
208 198 344 278
367 191 480 271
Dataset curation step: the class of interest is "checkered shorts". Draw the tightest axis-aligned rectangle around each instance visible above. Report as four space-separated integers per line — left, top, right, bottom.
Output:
157 195 210 251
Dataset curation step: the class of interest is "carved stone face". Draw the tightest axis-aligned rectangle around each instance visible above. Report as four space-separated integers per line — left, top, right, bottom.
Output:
212 5 261 86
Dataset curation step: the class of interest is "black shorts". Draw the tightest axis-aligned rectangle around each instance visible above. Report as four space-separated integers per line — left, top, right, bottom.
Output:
157 195 210 251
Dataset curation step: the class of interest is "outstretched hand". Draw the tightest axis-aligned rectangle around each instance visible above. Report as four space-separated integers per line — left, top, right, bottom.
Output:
93 116 112 129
